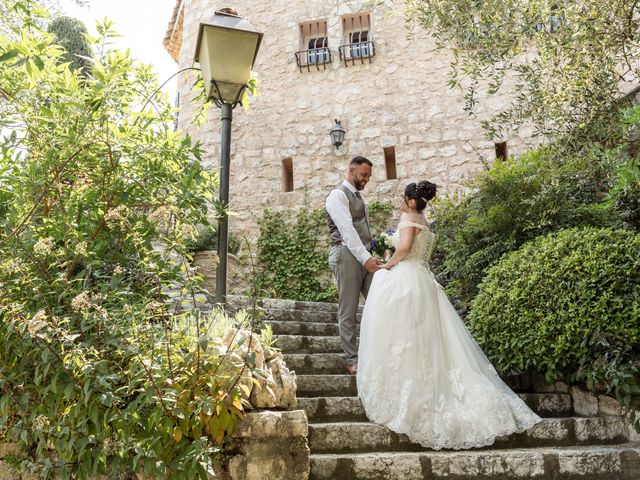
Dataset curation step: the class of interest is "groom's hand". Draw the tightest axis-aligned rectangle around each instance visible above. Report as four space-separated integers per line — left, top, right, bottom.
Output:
364 257 380 273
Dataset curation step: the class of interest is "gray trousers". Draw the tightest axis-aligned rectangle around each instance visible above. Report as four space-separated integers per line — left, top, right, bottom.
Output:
328 245 374 366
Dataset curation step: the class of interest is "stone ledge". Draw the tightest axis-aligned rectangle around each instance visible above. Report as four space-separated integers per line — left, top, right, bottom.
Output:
218 409 310 480
310 444 640 480
233 409 308 438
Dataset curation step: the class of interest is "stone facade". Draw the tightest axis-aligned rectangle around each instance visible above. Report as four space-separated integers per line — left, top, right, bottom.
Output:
164 0 538 238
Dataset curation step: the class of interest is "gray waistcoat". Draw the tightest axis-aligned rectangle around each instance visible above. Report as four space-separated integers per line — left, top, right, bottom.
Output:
327 184 372 250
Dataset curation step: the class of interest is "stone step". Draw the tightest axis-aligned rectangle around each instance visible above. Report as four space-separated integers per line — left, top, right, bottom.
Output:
300 397 369 423
309 443 640 480
227 295 344 314
268 321 340 336
261 309 340 323
285 356 569 393
285 353 347 376
299 394 574 423
297 375 357 397
308 417 629 454
275 335 343 354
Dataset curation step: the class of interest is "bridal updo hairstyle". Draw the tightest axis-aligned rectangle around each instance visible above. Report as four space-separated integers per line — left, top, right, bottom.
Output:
404 181 437 212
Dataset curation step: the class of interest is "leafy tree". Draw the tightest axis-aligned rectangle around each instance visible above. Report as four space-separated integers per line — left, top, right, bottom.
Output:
0 3 262 478
404 0 640 148
47 15 91 72
0 0 87 37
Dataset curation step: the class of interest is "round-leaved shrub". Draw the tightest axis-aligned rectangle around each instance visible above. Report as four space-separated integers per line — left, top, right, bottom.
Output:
469 227 640 422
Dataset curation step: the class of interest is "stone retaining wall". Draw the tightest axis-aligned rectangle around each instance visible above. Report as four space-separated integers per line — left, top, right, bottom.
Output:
507 374 640 442
0 410 309 480
214 410 309 480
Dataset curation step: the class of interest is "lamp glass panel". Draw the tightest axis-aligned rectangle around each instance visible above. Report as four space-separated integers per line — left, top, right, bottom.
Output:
199 26 260 103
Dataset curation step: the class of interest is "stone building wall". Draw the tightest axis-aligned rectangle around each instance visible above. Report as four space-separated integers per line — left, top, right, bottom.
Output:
167 0 538 238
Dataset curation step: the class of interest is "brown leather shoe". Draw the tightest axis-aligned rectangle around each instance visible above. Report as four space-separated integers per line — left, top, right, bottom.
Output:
346 363 358 375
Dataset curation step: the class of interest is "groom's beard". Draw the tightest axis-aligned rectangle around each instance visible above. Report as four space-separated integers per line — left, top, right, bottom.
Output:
354 179 366 190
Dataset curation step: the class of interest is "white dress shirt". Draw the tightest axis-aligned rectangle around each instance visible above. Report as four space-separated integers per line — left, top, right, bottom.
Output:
326 180 373 265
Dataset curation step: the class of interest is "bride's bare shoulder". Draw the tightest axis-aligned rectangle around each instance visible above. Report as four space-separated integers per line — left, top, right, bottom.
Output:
399 212 427 226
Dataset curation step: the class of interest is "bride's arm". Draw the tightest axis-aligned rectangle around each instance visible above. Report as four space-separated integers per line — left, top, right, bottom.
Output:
380 226 415 269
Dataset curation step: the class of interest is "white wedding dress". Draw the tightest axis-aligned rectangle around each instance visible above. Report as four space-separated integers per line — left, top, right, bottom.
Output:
357 221 541 449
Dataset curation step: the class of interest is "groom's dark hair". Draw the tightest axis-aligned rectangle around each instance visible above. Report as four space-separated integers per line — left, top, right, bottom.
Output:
350 156 372 167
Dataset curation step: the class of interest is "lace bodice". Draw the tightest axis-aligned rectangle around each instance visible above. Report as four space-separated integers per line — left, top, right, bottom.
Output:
392 221 435 265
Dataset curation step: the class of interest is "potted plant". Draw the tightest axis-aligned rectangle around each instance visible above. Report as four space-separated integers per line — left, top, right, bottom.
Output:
187 225 243 293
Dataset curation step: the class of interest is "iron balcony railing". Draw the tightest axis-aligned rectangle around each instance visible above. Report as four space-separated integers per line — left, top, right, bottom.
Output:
295 47 332 72
339 40 375 66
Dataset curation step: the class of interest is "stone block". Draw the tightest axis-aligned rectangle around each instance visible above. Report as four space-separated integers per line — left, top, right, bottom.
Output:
598 394 625 416
525 418 569 441
216 411 309 480
574 417 626 442
530 375 559 393
431 451 545 477
352 454 423 480
437 145 457 158
628 416 640 442
232 410 308 439
571 386 599 417
430 159 448 174
557 448 621 475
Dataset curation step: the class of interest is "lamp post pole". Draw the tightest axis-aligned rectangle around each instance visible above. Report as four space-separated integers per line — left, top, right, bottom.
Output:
215 102 233 304
194 8 263 305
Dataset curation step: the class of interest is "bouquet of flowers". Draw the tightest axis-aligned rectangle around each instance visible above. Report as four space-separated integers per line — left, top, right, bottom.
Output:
371 229 395 260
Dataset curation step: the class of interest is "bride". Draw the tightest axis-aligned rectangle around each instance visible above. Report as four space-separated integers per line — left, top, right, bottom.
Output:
357 180 541 450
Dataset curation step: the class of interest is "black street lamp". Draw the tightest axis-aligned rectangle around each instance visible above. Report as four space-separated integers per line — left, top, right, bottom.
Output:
330 119 346 150
194 8 263 305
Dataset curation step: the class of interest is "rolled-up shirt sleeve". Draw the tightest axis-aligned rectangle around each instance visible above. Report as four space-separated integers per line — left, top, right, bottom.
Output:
326 189 373 265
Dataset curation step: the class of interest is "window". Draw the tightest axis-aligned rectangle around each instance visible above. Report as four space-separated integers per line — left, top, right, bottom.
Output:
307 36 329 65
282 157 293 192
349 31 369 58
340 13 375 65
296 20 331 71
494 141 508 161
383 146 397 180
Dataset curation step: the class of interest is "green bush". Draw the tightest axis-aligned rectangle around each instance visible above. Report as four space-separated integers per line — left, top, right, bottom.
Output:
368 198 394 234
432 146 624 307
608 161 640 231
469 227 640 427
186 225 242 256
257 206 337 302
0 11 258 478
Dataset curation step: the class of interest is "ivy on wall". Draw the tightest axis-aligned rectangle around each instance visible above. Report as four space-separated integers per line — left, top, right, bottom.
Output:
256 198 395 303
257 206 337 302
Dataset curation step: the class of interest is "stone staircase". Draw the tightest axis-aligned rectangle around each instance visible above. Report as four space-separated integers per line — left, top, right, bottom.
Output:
227 297 640 480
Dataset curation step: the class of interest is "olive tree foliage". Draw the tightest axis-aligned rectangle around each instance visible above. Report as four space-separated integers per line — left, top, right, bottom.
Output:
403 0 640 148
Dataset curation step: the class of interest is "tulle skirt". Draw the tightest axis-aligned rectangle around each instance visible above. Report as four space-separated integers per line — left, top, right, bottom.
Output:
357 261 541 449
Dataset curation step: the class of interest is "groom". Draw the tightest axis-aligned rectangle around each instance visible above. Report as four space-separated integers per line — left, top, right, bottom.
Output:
326 156 380 375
